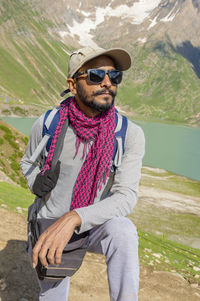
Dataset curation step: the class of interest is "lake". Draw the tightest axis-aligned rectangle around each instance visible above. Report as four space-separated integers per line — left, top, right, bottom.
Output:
1 116 200 181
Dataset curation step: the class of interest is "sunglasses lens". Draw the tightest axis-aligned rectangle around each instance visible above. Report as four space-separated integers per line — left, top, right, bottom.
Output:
88 69 123 85
89 69 105 84
109 71 123 85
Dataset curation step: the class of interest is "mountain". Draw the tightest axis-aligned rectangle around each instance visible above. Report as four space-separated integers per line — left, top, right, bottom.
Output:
33 0 200 49
0 0 200 125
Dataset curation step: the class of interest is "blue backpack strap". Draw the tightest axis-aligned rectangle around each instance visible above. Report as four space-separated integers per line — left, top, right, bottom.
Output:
42 108 60 154
29 108 60 163
113 110 128 166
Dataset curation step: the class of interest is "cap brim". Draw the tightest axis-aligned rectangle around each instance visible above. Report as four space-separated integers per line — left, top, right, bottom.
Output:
99 48 132 71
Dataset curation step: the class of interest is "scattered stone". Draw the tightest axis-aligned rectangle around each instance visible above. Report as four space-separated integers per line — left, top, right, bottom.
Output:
1 204 7 208
16 206 22 214
195 275 200 279
154 231 163 236
152 253 162 259
191 283 199 289
193 266 200 272
144 248 152 253
194 292 200 297
0 278 7 291
188 261 195 267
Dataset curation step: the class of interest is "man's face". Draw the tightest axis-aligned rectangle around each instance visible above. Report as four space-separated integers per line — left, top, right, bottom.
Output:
73 56 118 114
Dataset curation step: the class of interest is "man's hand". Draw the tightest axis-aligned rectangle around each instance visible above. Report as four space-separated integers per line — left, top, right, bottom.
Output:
32 161 61 198
32 211 81 268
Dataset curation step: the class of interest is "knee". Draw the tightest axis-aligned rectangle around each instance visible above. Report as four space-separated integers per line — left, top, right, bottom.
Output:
104 217 138 248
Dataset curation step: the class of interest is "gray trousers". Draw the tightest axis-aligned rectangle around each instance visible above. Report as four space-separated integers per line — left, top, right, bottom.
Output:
38 217 139 301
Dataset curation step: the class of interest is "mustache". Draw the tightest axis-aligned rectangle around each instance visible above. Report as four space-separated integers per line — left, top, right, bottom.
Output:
93 89 116 97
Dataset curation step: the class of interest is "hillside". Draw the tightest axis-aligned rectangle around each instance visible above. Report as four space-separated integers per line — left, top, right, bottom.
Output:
0 0 72 105
117 40 200 125
0 119 28 187
0 0 200 125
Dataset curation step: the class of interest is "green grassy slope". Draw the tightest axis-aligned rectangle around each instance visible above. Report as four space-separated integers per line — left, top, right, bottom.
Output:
0 182 33 212
0 0 72 105
117 41 200 126
0 119 28 187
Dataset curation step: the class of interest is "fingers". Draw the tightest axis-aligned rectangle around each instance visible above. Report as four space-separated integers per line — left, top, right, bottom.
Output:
32 236 65 268
32 234 50 268
47 247 58 265
32 213 77 269
46 247 63 265
55 248 63 265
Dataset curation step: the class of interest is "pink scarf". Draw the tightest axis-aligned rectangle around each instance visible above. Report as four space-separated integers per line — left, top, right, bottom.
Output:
42 97 115 210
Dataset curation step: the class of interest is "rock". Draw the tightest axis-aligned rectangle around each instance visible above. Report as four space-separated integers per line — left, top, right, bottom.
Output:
144 248 152 253
152 253 163 258
0 278 7 291
191 283 199 289
16 206 23 214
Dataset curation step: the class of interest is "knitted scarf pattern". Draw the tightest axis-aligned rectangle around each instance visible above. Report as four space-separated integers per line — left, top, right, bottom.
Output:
42 97 115 210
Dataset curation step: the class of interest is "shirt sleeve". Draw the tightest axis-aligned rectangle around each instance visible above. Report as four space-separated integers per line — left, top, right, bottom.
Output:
20 115 44 192
74 121 145 233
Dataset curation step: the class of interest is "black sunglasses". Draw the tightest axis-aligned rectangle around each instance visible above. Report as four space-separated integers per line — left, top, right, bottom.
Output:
73 69 123 85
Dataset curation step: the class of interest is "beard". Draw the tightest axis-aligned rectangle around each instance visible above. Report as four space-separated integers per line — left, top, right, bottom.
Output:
76 81 116 113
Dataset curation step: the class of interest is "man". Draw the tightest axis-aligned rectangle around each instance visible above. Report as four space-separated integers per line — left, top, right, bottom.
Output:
21 46 145 301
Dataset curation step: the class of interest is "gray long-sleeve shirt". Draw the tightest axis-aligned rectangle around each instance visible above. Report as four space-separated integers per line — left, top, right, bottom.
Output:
21 112 145 234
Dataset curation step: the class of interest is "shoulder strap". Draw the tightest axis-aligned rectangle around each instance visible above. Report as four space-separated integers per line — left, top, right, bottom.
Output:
29 107 60 163
113 110 128 167
43 108 60 156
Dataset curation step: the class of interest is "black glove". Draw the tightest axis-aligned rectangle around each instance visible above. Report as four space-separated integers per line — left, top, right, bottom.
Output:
32 161 61 198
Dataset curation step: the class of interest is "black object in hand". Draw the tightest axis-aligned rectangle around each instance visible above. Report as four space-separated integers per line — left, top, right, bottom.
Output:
32 161 61 197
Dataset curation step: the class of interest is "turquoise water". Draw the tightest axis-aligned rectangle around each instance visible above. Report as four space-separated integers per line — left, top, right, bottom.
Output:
1 117 37 136
1 117 200 181
136 121 200 181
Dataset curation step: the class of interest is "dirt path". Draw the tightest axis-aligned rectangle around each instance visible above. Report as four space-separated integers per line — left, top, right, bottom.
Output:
139 185 200 216
0 208 200 301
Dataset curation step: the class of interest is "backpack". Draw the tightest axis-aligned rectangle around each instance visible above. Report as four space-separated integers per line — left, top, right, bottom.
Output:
30 104 128 169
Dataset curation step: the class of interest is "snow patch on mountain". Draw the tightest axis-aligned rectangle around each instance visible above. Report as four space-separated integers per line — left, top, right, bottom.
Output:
59 0 163 46
160 2 180 22
148 16 158 30
137 37 147 43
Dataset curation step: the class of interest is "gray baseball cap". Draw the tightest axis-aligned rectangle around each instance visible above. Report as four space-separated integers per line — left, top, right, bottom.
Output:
68 46 131 78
